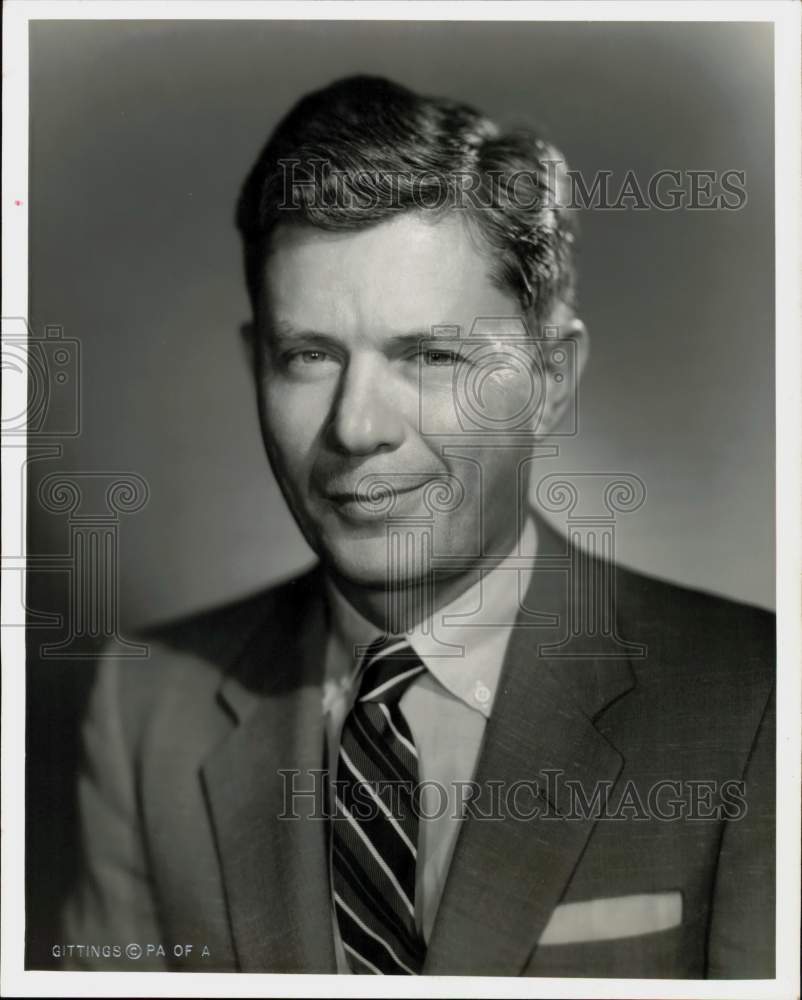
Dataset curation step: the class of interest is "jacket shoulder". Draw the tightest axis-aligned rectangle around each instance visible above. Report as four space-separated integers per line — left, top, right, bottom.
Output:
98 564 324 739
611 562 775 735
615 561 775 659
139 562 323 666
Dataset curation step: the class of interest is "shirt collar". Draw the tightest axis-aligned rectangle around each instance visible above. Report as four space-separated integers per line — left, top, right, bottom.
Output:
324 517 538 719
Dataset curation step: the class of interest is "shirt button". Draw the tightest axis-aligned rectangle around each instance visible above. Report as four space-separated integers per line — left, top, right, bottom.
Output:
474 682 491 706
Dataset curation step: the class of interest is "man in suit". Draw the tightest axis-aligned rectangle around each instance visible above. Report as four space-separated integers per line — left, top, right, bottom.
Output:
61 75 774 978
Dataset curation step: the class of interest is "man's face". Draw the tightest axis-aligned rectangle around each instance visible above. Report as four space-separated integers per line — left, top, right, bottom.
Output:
256 213 576 588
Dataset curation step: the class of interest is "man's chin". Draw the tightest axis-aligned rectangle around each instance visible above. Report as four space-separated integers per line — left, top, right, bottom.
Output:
317 534 429 592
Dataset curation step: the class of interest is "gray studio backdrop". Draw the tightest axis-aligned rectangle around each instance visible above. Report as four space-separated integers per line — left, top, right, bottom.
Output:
28 19 775 624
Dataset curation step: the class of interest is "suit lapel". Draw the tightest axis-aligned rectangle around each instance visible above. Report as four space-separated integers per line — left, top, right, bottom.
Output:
200 569 338 973
424 518 636 975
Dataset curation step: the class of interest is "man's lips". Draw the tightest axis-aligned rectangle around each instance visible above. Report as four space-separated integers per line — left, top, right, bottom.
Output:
320 477 436 504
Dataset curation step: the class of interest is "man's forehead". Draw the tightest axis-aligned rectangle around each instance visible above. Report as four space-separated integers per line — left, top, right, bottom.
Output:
262 214 522 337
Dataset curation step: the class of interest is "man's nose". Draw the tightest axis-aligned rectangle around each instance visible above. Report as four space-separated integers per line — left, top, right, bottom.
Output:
328 356 406 455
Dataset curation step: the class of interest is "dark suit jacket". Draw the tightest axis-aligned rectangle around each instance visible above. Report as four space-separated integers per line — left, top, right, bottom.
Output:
61 518 775 977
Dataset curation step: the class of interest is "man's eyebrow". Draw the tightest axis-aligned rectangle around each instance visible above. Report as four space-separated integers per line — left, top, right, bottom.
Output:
269 320 456 347
388 331 455 349
266 321 345 354
269 319 321 339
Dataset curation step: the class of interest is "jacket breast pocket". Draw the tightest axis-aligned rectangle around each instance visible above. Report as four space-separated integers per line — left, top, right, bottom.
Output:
523 892 695 978
525 921 691 978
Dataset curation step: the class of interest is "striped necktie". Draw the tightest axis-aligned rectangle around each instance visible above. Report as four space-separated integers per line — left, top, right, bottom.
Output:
331 635 427 975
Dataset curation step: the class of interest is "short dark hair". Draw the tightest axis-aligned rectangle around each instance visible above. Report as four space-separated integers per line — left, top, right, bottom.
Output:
236 75 577 325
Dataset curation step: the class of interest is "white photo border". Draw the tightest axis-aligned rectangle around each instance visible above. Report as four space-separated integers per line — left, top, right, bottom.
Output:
2 2 799 998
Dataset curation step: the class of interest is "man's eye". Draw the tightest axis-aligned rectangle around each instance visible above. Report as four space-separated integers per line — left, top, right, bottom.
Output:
292 350 328 364
283 349 339 371
422 350 460 366
278 348 341 379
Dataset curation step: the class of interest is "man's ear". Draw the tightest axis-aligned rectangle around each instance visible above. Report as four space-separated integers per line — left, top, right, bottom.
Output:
535 310 589 436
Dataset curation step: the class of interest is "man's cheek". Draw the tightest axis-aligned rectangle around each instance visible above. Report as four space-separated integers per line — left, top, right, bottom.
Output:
263 389 324 454
419 384 463 435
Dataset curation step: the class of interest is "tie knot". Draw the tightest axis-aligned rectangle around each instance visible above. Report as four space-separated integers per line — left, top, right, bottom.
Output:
356 636 425 707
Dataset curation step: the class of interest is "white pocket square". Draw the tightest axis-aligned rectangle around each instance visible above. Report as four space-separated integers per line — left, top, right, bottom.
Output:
538 891 683 946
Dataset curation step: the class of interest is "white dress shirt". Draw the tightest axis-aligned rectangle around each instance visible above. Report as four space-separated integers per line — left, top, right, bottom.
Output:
322 518 538 972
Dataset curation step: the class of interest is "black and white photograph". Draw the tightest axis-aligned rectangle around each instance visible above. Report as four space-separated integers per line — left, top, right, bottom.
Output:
2 2 800 997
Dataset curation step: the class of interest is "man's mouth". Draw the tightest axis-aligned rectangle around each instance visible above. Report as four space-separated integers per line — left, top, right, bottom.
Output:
323 479 433 503
316 475 448 523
